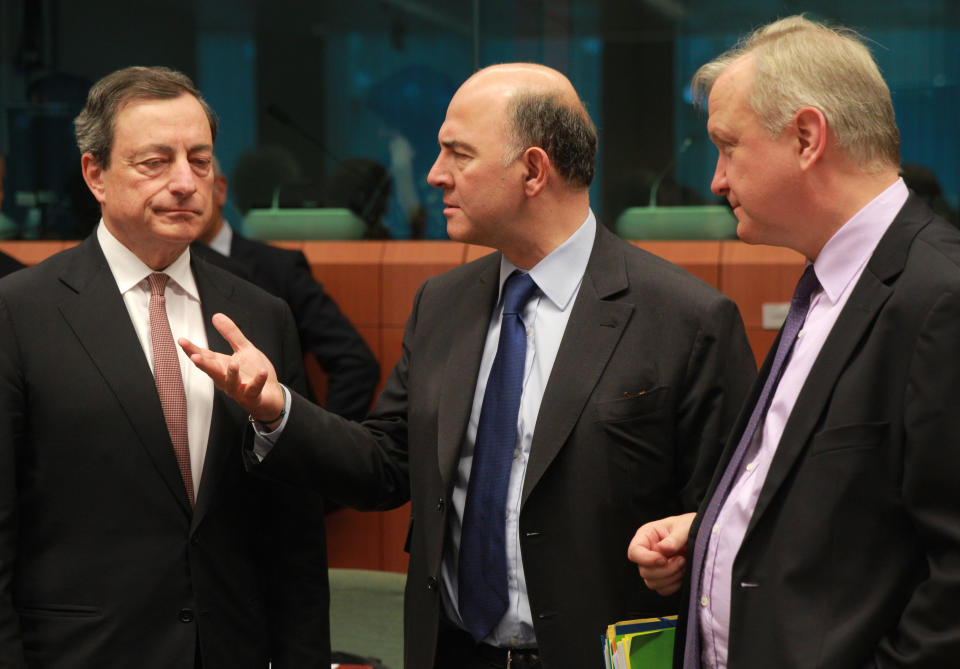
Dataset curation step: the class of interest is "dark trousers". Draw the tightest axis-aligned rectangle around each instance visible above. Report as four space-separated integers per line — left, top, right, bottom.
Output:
434 622 541 669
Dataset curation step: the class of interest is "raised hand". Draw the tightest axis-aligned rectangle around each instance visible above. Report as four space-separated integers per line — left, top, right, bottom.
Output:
179 313 285 424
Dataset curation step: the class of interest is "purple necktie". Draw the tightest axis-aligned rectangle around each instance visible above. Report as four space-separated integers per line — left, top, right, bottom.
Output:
683 264 820 668
148 272 194 507
459 271 538 643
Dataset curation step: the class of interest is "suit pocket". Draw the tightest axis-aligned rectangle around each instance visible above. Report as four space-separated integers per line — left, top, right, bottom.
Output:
808 421 888 457
593 387 668 423
17 604 102 618
18 604 105 658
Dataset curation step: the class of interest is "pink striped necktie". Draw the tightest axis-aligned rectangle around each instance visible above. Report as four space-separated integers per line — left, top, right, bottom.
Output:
148 272 194 507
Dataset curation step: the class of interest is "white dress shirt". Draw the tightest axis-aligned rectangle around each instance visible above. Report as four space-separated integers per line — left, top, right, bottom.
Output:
698 179 909 669
440 211 597 648
97 222 214 497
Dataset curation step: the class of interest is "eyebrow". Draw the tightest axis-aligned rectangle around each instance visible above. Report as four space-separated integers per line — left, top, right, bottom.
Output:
439 139 476 154
131 143 214 157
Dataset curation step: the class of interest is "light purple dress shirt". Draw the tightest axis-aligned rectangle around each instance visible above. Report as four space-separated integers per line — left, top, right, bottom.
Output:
698 179 909 669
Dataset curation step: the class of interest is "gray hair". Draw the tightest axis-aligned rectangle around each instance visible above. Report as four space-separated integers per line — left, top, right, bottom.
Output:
75 66 218 169
692 15 899 172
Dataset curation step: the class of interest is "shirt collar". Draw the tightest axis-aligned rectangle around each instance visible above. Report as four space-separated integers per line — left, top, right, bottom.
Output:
497 209 596 310
207 220 233 257
96 220 200 300
812 178 908 303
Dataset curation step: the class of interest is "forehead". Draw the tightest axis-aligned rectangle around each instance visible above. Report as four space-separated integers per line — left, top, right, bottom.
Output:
706 58 756 136
437 81 510 150
112 94 213 154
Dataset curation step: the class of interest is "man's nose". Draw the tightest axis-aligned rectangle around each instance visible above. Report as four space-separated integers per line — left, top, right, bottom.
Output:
168 158 199 197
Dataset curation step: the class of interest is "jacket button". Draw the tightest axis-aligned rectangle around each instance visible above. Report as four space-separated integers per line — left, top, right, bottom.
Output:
437 498 445 513
427 577 438 591
178 608 195 623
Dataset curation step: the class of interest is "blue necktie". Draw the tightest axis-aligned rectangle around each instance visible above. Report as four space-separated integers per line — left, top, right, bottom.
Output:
683 264 820 668
459 270 538 643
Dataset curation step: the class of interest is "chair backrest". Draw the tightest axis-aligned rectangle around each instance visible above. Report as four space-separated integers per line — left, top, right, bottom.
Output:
329 568 406 669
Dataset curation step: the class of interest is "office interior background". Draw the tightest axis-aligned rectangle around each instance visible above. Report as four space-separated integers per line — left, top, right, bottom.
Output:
0 0 957 241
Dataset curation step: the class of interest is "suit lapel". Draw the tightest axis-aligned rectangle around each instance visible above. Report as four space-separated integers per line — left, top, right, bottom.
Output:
746 196 931 533
521 226 634 507
190 256 249 528
437 254 501 493
57 237 193 516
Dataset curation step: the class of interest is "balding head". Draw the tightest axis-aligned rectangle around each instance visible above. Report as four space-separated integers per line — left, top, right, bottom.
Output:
457 64 597 188
428 63 593 267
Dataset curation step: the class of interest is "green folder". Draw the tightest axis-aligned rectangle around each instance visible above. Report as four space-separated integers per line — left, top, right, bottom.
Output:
603 616 676 669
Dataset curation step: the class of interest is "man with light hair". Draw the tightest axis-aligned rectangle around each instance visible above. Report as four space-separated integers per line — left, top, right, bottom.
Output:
630 15 960 669
181 62 756 668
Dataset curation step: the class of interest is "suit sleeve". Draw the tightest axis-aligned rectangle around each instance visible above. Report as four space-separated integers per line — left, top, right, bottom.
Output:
876 288 960 666
284 251 380 421
246 280 420 512
261 302 332 667
674 295 756 511
0 296 27 667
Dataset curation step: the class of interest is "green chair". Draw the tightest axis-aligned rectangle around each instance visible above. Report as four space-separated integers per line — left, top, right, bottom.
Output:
329 568 406 669
614 205 738 240
243 207 367 240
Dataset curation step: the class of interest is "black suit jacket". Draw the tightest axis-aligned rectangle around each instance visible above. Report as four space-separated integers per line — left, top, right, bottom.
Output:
0 236 330 668
0 251 23 279
228 233 379 420
678 195 960 669
251 224 756 668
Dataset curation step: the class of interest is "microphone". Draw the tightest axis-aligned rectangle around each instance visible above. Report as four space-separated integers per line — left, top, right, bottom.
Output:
649 137 693 207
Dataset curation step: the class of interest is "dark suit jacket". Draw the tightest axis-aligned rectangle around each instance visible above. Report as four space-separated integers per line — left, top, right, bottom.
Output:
228 233 379 420
0 251 23 279
251 224 756 668
0 236 330 669
678 195 960 669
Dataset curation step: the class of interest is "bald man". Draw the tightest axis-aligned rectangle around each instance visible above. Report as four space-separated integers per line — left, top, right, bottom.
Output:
182 63 755 668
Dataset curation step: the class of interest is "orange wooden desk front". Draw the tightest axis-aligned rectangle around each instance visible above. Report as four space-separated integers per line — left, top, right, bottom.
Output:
0 238 804 573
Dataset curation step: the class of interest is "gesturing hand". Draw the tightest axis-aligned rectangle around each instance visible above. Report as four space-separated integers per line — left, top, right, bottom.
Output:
179 313 286 425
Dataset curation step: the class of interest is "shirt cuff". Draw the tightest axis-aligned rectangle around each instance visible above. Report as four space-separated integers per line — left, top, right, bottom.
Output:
252 384 293 461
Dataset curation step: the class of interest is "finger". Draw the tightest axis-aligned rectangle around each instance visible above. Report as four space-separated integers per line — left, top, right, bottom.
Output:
241 369 269 401
178 337 204 358
628 545 668 568
211 313 253 353
639 556 685 580
655 534 687 558
223 361 242 395
180 340 230 382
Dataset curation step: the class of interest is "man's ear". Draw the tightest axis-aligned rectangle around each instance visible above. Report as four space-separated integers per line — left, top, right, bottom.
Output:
522 146 550 197
794 106 827 171
214 174 228 208
81 153 108 204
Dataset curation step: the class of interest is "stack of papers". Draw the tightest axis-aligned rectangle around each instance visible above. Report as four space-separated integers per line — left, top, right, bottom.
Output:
602 615 677 669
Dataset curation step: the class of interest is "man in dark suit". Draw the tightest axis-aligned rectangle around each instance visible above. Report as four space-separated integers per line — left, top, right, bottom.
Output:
0 66 329 668
196 161 379 420
0 251 22 278
183 63 755 668
0 156 25 277
630 16 960 669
